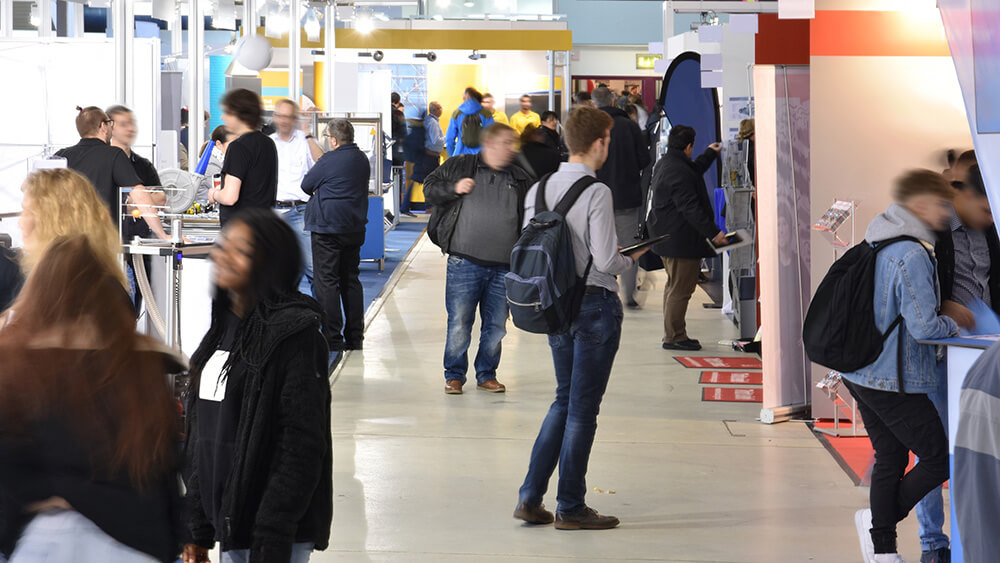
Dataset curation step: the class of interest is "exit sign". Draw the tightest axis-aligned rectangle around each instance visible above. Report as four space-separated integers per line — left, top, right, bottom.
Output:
636 54 662 70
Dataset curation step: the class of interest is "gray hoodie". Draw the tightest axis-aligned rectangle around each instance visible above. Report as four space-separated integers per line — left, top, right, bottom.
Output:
865 203 937 245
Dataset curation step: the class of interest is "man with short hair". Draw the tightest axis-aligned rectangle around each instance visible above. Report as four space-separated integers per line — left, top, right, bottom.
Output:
510 95 540 135
842 170 973 563
592 85 651 308
647 124 725 351
572 91 594 111
481 93 508 125
270 98 325 296
539 110 563 153
424 123 534 394
302 119 371 353
514 106 648 530
55 106 168 240
445 87 494 157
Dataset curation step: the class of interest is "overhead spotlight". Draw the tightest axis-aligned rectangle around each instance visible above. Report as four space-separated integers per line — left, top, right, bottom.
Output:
359 50 385 61
468 50 486 61
463 1 474 6
356 15 375 34
414 51 437 62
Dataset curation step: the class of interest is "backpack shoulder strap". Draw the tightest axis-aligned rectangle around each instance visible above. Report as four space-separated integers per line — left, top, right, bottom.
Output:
553 176 600 217
535 173 554 213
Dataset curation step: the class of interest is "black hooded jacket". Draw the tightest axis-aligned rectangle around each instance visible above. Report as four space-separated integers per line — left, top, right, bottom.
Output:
596 106 651 210
647 147 720 259
184 295 332 562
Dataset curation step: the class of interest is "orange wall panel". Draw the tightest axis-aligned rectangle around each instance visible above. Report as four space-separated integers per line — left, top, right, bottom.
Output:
810 10 951 57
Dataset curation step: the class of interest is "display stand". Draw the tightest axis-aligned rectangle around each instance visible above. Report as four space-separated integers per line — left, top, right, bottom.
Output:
811 199 865 437
721 137 757 338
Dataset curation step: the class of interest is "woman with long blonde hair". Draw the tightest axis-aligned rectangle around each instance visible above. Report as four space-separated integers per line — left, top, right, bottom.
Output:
17 168 126 287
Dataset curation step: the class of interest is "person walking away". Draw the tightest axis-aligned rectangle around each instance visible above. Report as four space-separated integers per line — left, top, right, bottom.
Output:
482 93 508 126
390 92 408 168
423 123 533 394
510 95 541 135
914 162 997 563
270 99 325 297
419 102 446 183
55 106 168 240
647 125 726 351
0 235 185 563
209 89 278 227
181 209 332 563
840 170 974 563
401 107 428 217
591 86 651 308
302 119 372 354
444 87 494 157
514 106 649 530
519 125 560 179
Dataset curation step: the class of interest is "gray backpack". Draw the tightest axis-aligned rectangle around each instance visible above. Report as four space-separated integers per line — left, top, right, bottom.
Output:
504 174 597 334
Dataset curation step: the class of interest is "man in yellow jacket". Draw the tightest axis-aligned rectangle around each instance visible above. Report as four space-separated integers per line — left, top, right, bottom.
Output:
482 93 508 125
510 94 541 135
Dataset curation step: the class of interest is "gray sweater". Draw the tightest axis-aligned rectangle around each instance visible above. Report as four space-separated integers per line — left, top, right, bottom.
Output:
524 162 635 292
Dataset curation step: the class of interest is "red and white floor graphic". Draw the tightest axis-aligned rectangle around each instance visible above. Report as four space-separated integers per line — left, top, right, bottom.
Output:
699 371 763 385
701 387 763 403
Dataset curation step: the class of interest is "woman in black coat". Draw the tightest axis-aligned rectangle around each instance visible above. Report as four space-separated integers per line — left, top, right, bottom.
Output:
182 209 332 563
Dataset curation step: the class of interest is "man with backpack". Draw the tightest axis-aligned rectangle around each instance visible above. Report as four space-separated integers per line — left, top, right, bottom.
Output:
444 87 494 157
829 170 973 563
512 106 648 531
423 123 534 395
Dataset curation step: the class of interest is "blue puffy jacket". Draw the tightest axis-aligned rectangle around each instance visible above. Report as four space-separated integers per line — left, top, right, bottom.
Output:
444 99 494 157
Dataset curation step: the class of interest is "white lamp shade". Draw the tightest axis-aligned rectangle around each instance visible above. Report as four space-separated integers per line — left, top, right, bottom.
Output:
236 34 273 71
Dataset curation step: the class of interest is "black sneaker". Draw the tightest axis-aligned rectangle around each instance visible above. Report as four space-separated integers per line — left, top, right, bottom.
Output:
554 507 620 530
920 548 950 563
625 299 640 309
662 339 702 351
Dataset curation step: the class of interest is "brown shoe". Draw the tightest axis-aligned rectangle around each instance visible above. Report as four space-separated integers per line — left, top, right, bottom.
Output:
476 379 506 393
554 507 620 530
514 502 554 525
444 380 463 395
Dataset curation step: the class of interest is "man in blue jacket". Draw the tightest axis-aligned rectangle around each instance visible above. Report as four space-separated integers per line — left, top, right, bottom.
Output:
841 170 973 563
444 87 494 157
302 119 371 353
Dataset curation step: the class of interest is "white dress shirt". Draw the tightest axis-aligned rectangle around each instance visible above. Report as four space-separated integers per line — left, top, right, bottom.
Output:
270 129 315 202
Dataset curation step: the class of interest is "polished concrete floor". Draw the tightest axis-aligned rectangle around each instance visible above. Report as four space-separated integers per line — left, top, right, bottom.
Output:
311 235 933 563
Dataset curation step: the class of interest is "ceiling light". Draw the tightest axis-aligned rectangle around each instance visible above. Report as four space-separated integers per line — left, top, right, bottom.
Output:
437 0 451 7
356 16 375 34
464 1 474 6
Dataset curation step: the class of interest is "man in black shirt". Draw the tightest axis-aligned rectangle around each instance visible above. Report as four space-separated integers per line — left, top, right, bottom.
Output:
107 105 166 240
208 89 278 227
55 106 168 239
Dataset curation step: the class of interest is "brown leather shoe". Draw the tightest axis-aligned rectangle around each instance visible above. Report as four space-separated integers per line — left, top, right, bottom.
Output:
476 379 506 393
444 380 463 395
513 502 554 525
554 507 620 530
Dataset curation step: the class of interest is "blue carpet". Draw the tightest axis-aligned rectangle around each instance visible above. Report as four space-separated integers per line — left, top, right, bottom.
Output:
360 220 427 312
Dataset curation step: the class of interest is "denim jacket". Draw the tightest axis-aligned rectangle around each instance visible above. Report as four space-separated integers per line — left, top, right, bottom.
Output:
841 205 959 394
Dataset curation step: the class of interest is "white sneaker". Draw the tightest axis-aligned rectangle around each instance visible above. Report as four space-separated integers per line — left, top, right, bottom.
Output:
873 554 906 563
855 508 876 563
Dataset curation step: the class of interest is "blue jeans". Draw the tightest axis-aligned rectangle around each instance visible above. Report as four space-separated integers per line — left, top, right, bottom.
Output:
519 291 624 514
278 205 315 297
9 510 158 562
444 256 509 385
222 543 313 563
915 361 950 552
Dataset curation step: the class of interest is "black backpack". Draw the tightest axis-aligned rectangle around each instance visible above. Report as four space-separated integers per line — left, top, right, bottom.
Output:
802 235 929 392
504 174 598 335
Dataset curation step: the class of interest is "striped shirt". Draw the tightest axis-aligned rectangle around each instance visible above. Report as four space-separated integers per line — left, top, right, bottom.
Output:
950 211 992 308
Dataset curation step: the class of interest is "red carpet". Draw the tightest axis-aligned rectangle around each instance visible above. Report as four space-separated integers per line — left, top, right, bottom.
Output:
811 421 926 486
675 356 763 369
701 387 763 403
699 371 763 385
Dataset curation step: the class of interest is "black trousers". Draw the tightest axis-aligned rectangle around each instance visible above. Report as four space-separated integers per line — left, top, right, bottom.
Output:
312 231 366 351
842 379 949 554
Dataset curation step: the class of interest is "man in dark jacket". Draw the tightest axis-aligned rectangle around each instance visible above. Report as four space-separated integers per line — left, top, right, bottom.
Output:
647 125 725 351
423 123 533 395
302 119 372 352
592 86 651 307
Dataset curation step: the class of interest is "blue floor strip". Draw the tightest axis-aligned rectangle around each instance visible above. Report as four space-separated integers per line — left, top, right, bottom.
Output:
360 220 427 313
